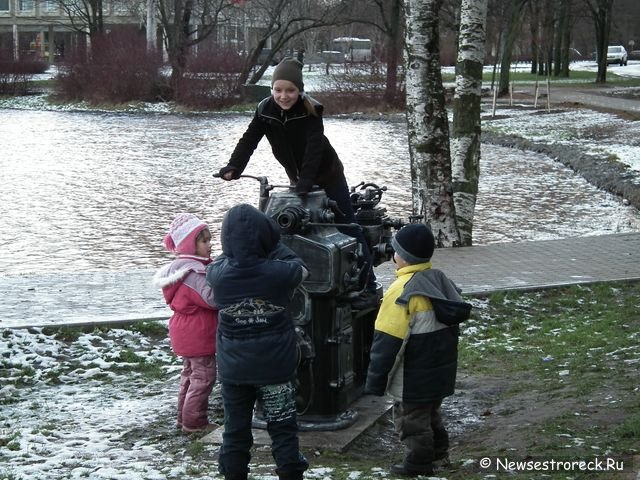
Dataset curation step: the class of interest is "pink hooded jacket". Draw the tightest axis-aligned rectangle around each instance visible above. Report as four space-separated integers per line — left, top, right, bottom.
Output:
153 255 218 357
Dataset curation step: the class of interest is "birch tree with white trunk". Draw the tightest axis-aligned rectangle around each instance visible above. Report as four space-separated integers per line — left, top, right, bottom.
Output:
451 0 488 246
404 0 460 247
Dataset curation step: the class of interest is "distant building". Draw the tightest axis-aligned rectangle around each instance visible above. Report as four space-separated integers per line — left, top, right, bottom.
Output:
0 0 140 61
0 0 274 63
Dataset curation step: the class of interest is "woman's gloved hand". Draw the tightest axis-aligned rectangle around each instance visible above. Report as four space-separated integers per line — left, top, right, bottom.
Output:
295 178 314 196
219 166 240 180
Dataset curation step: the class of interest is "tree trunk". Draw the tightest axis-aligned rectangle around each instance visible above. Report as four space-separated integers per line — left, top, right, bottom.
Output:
169 0 193 97
585 0 614 84
384 0 403 104
498 1 524 95
553 3 563 76
451 0 488 246
498 29 514 94
542 0 555 76
238 38 272 89
404 0 460 247
529 1 540 75
559 0 572 76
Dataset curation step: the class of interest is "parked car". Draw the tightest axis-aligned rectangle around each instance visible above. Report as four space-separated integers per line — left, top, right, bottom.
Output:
606 45 628 66
628 50 640 61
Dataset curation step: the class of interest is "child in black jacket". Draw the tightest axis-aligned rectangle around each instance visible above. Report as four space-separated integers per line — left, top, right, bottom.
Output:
206 203 309 480
217 57 377 309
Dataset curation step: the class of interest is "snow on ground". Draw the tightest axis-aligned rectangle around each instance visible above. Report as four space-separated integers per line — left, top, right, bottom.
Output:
2 59 640 480
482 107 640 173
0 309 476 480
569 59 640 78
1 324 185 480
32 58 640 85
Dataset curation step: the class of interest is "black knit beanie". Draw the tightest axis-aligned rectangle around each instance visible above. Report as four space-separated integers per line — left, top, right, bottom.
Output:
391 223 435 264
271 57 304 92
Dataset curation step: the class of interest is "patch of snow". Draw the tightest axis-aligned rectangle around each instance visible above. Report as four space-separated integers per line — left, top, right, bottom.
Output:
484 108 640 172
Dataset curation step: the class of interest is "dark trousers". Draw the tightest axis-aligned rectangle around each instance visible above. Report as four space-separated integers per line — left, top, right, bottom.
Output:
392 399 449 468
325 176 377 291
218 382 308 479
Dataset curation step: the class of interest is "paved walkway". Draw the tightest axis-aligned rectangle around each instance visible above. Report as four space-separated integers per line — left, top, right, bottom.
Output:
2 232 640 329
375 232 640 295
546 87 640 114
508 84 640 115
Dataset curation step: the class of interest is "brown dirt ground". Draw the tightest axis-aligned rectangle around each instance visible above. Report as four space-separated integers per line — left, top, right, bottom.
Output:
342 369 640 479
313 88 640 478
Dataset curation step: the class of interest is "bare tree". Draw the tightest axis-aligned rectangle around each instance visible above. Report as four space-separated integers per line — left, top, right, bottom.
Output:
156 0 236 93
315 0 404 105
525 0 573 77
540 0 554 75
497 0 527 94
584 0 615 83
451 0 487 246
385 0 404 104
404 0 460 247
557 0 573 77
56 0 105 38
368 0 405 104
237 0 351 89
550 0 573 77
528 0 541 74
552 1 563 76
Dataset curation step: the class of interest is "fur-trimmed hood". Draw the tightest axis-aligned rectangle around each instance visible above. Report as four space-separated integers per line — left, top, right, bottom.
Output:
153 255 210 289
155 255 218 358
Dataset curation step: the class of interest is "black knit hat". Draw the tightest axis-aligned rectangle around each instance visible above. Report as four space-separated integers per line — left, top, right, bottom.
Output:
391 223 435 264
271 57 304 92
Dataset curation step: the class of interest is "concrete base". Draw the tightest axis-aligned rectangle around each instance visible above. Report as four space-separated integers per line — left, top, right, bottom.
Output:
202 395 392 452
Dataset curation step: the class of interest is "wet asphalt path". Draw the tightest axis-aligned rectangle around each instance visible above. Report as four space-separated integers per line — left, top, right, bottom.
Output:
510 84 640 115
4 232 640 329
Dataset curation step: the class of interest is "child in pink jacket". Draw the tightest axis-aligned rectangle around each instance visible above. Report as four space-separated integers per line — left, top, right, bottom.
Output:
154 213 219 433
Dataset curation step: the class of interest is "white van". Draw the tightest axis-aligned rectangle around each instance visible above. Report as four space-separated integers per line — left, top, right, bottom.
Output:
332 37 372 62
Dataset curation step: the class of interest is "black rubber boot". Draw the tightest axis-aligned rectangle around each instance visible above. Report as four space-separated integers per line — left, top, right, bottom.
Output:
277 470 305 480
389 463 434 477
224 473 248 480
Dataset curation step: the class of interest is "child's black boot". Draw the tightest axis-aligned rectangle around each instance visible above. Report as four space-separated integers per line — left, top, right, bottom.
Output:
389 462 434 477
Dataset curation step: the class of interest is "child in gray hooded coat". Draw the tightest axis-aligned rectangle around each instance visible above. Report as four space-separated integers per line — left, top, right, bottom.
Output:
365 223 471 477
